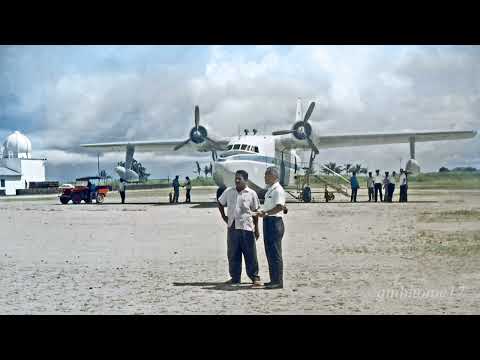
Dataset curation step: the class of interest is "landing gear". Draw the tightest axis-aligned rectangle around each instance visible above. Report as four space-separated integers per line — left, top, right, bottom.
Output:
302 186 312 203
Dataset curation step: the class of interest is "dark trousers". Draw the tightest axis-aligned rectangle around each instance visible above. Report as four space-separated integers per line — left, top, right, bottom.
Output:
368 187 374 201
388 184 395 202
350 188 358 202
227 228 260 283
185 189 191 203
374 183 383 202
119 191 125 204
263 217 285 285
173 188 179 203
399 185 408 202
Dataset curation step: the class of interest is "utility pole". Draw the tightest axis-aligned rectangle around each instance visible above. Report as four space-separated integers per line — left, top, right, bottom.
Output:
97 153 100 176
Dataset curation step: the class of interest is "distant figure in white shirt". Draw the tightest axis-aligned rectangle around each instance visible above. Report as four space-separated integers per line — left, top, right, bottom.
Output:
183 176 192 203
367 172 375 202
399 168 408 202
257 166 287 290
388 171 397 202
374 169 383 202
383 171 390 202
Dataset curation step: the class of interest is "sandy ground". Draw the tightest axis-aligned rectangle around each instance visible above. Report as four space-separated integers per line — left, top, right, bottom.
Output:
1 187 480 314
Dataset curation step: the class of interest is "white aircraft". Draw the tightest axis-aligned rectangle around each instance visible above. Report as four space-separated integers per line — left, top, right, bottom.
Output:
81 99 477 198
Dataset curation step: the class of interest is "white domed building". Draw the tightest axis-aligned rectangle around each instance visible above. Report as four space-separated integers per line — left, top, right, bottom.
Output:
0 131 46 195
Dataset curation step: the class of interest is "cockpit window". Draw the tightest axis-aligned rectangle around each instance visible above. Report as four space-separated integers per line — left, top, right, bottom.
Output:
227 145 233 150
254 146 259 153
233 144 240 150
241 144 248 150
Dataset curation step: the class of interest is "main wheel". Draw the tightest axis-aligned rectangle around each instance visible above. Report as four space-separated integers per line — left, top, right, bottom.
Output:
72 193 82 204
60 196 70 204
96 194 105 204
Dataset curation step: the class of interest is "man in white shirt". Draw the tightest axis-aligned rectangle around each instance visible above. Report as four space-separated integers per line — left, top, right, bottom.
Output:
183 176 192 203
388 171 397 202
218 170 262 287
367 172 375 202
399 168 408 202
374 169 383 202
257 166 287 290
383 171 390 202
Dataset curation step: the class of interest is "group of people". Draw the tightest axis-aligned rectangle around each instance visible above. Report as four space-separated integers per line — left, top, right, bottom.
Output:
171 175 192 203
217 166 287 290
349 168 409 202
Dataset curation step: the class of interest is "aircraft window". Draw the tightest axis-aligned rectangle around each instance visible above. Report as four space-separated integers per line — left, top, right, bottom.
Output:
241 144 248 150
254 146 259 153
233 144 240 150
227 145 233 150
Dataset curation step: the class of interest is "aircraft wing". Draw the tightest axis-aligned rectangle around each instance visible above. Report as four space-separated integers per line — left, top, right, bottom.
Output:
277 130 477 151
80 138 231 152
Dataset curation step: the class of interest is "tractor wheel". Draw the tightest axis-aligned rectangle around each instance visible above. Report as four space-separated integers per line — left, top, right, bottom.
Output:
72 193 82 204
96 194 105 204
60 196 70 205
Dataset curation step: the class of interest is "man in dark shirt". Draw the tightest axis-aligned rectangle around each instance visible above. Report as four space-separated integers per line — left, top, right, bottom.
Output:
172 175 180 203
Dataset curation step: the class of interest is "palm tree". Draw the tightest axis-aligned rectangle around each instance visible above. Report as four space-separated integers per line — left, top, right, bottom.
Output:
194 161 202 178
322 162 343 175
343 163 352 175
351 164 362 174
204 165 212 177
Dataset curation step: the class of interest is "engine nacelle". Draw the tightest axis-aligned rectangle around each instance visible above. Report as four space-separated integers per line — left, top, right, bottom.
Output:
115 166 139 182
406 159 420 175
190 125 208 144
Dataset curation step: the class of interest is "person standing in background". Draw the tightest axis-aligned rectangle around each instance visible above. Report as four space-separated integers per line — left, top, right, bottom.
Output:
367 172 374 202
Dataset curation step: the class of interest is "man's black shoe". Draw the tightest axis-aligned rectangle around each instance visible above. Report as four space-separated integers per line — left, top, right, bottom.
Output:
265 283 283 289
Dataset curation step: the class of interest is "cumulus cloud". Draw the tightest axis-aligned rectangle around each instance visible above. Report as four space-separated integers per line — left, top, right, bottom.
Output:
0 45 479 180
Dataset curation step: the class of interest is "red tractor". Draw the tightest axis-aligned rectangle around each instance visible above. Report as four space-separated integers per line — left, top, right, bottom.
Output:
59 176 112 204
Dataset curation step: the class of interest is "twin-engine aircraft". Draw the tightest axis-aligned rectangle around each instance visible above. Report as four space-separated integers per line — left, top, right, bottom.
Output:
81 99 477 197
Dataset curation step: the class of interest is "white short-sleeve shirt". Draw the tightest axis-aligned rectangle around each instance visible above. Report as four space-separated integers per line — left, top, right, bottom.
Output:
262 182 286 218
218 186 260 231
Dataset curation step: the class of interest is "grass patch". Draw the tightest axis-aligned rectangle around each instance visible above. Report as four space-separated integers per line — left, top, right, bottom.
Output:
415 230 480 256
417 209 480 222
408 172 480 189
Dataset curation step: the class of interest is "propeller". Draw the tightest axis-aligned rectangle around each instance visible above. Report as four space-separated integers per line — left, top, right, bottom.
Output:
174 106 223 151
272 101 319 154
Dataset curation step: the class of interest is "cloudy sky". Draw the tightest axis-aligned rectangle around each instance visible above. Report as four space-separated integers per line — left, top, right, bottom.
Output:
0 45 479 181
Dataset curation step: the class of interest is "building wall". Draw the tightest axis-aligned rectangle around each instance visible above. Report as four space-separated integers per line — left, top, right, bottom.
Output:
20 159 46 184
0 176 22 195
0 158 46 195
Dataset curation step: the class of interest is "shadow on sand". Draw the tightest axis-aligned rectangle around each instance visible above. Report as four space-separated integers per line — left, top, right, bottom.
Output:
173 281 264 291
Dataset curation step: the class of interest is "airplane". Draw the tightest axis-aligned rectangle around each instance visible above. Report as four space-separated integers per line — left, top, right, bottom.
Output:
81 99 477 200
